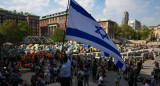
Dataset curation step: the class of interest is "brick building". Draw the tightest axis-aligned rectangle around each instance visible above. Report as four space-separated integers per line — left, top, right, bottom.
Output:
39 11 68 37
40 11 115 39
0 8 39 36
97 19 115 39
149 24 160 41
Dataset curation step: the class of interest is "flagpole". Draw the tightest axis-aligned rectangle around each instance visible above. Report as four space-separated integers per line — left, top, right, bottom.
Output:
63 0 70 54
65 0 70 29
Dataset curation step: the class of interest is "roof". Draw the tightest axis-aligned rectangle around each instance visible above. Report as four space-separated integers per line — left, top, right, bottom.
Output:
149 26 157 28
129 19 141 23
40 11 68 20
96 19 114 22
0 7 39 17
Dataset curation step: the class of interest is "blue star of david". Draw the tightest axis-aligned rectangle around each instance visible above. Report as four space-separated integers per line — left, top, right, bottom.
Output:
95 26 110 40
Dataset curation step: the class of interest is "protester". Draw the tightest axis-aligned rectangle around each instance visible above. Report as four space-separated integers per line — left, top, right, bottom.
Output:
92 63 97 81
150 71 155 86
18 79 24 86
44 70 51 85
77 71 83 86
36 77 45 86
128 69 134 86
60 56 71 86
143 79 150 86
83 69 89 86
98 74 105 86
115 69 121 86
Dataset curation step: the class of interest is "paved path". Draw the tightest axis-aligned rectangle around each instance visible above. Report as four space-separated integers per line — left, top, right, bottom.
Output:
21 72 35 85
140 60 154 78
140 56 160 79
46 70 145 86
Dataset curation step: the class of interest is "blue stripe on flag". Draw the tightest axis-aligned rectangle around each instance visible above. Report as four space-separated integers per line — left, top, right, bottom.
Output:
104 52 110 57
66 27 122 59
116 61 123 68
70 0 96 21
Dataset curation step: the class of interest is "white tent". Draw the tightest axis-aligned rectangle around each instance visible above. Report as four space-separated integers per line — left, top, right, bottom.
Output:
3 42 13 46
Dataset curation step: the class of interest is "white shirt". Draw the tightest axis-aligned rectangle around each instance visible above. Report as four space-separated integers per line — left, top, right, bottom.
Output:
44 72 51 77
150 75 154 83
144 83 150 86
98 76 104 84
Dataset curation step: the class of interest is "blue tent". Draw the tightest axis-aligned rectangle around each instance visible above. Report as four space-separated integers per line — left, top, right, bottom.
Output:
84 45 90 48
67 45 70 48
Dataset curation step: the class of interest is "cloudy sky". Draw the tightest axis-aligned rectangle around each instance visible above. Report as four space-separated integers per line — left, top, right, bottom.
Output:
0 0 160 26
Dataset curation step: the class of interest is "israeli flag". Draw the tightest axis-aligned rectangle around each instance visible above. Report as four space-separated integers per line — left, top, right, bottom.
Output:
66 0 126 70
101 51 110 57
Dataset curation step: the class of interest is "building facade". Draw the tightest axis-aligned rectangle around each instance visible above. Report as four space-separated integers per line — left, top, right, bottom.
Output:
97 19 115 39
39 11 68 37
121 11 129 25
149 24 160 41
128 19 141 30
0 8 39 36
40 11 115 39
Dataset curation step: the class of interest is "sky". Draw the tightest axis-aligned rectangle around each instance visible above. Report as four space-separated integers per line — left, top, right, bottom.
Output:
0 0 160 26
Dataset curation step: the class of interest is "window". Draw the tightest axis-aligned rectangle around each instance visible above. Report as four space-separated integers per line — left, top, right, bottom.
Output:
62 19 64 24
55 18 57 23
59 19 61 24
104 24 106 28
62 16 64 24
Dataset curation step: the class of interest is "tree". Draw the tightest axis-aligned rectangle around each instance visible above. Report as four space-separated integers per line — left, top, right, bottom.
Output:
149 28 156 41
51 27 65 42
114 23 122 37
141 25 150 40
0 19 31 44
0 33 5 45
120 24 134 39
0 19 21 43
135 25 154 40
18 20 32 37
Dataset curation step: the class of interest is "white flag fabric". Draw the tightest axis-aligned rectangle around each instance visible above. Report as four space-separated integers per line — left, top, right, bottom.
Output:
65 0 126 70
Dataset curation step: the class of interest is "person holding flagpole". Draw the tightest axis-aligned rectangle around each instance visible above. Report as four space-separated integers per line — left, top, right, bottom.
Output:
60 55 71 86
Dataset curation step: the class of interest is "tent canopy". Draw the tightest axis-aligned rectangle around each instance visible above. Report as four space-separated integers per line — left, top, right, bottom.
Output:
3 42 13 46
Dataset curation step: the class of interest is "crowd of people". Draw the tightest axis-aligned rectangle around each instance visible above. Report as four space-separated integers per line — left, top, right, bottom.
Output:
28 50 109 86
0 43 160 86
0 44 109 86
0 52 25 86
122 52 160 86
